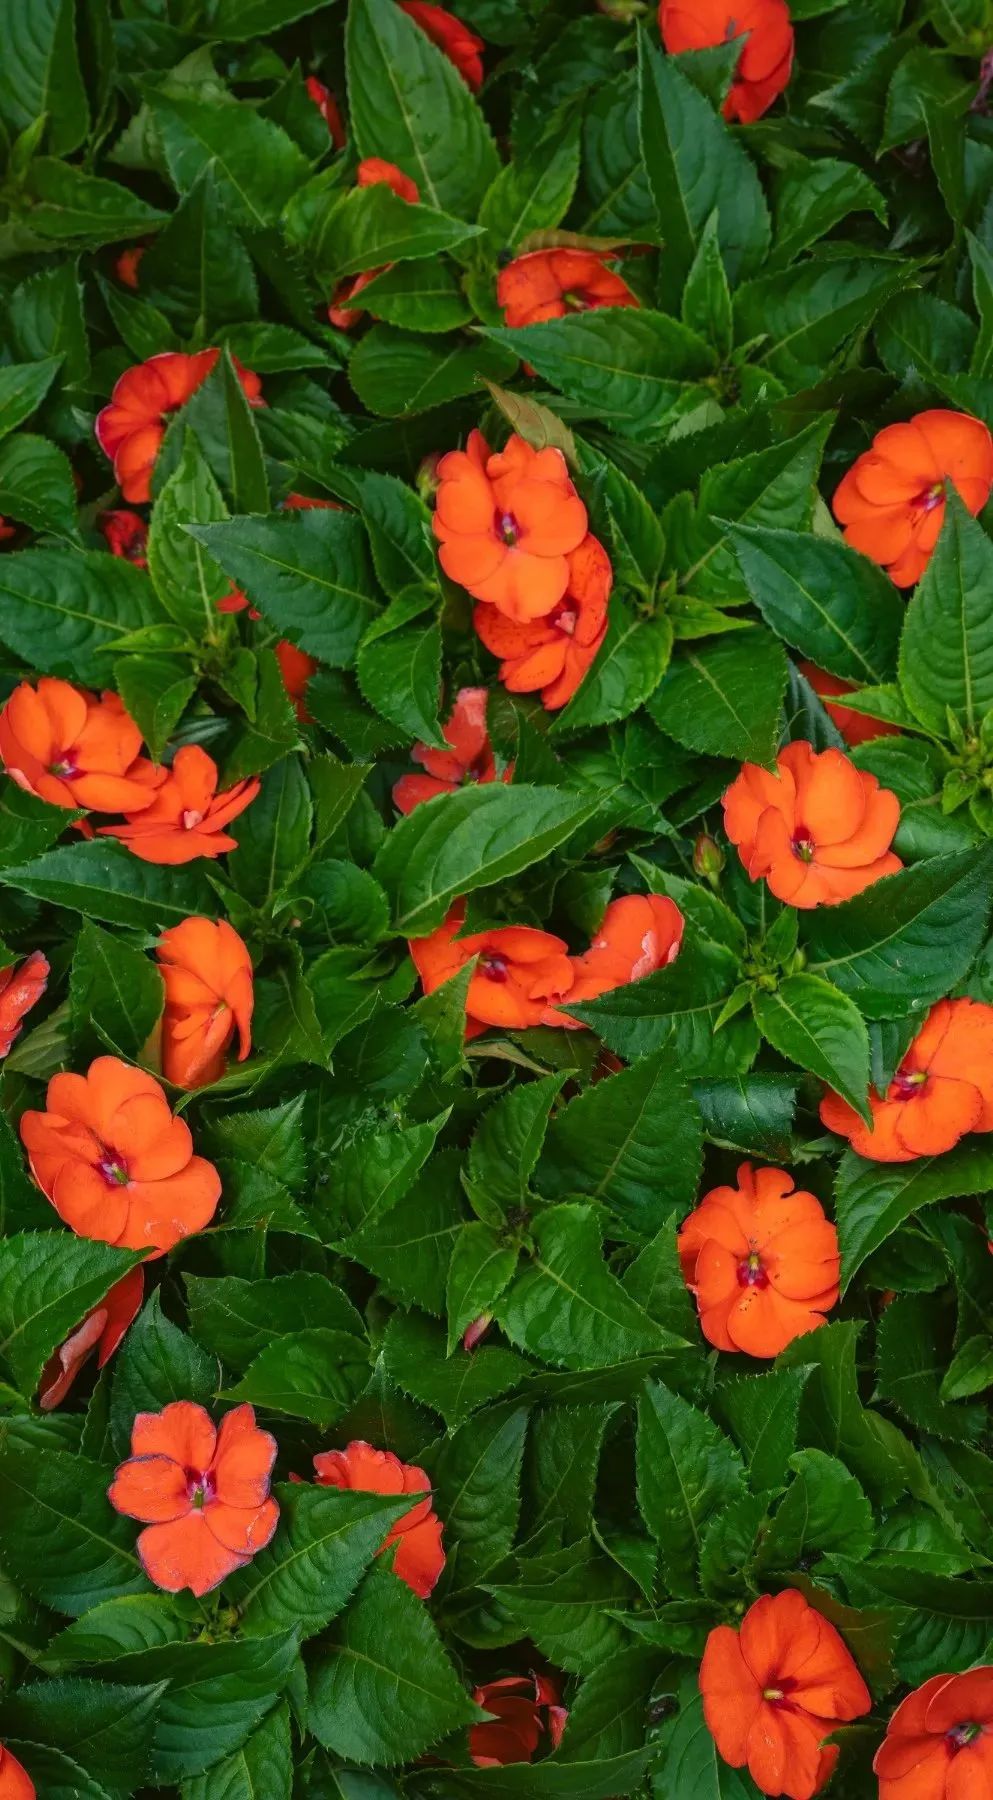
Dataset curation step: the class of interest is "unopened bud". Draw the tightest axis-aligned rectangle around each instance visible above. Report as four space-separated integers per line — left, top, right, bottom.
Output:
416 452 442 504
693 834 724 882
462 1314 492 1352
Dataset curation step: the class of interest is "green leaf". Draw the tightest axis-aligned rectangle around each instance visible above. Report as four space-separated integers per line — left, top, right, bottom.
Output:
114 656 196 764
0 433 77 540
669 419 832 602
322 1119 444 1239
899 489 993 735
940 1335 993 1403
636 1381 746 1598
15 159 166 247
139 170 259 340
0 1441 145 1613
527 1403 615 1545
107 1635 299 1784
835 1144 993 1289
346 0 498 215
356 260 474 334
338 1149 462 1316
446 1224 520 1354
222 1330 369 1429
43 1596 186 1669
735 258 915 386
228 757 312 907
484 1544 635 1676
69 920 163 1061
1 842 218 931
189 512 380 669
0 550 157 684
638 35 770 296
109 1291 216 1457
382 1308 530 1427
565 933 750 1075
374 783 598 937
356 596 443 747
752 973 871 1122
186 1273 361 1370
228 1484 412 1641
731 524 903 685
0 1677 163 1794
151 91 311 228
349 326 517 418
307 183 482 282
498 1204 672 1370
538 1048 703 1234
717 1366 813 1493
308 1565 477 1765
804 850 993 1017
147 430 231 643
430 1402 529 1592
771 158 887 267
482 311 713 438
649 628 788 765
777 1321 919 1504
0 0 88 155
182 1704 292 1800
465 1074 565 1224
758 1450 874 1573
549 603 672 737
0 782 78 871
479 117 580 251
682 211 733 360
0 1232 142 1400
0 359 61 440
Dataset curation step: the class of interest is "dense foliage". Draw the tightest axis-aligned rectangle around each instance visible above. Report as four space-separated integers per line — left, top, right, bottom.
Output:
3 0 993 1797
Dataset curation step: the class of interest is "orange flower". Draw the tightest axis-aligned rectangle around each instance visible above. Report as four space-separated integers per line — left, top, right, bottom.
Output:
400 1 484 88
19 1055 221 1255
434 431 588 622
0 1744 34 1799
310 1440 445 1598
832 409 993 588
115 246 145 290
497 250 638 330
100 508 148 566
659 0 794 124
306 74 346 147
0 517 16 544
563 893 684 1006
470 1674 568 1767
157 917 253 1091
109 1401 279 1596
798 663 901 748
275 640 318 720
410 904 574 1039
95 351 262 504
0 679 161 814
282 492 342 511
820 996 993 1163
39 1267 144 1410
874 1667 993 1799
474 532 611 709
0 951 49 1059
677 1163 840 1357
327 158 420 327
98 745 259 865
722 741 901 909
700 1590 870 1800
393 687 508 814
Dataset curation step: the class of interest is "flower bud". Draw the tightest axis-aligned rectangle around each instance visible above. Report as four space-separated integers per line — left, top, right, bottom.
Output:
462 1314 493 1352
693 834 724 882
416 452 442 504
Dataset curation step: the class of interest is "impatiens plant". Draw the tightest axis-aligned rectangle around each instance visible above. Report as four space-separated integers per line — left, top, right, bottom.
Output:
7 0 993 1797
